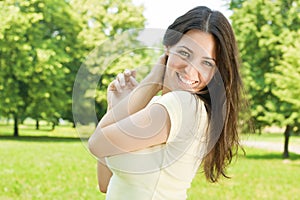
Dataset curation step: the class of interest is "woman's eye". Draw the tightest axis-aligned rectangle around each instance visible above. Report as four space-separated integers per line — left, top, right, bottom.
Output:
202 60 214 67
178 50 190 58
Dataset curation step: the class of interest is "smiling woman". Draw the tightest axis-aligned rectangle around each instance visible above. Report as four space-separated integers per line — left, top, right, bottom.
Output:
88 6 243 200
162 30 217 94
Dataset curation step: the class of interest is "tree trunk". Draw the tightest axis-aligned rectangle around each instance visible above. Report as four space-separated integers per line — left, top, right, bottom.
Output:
36 119 39 130
13 114 19 137
51 122 55 131
283 125 291 158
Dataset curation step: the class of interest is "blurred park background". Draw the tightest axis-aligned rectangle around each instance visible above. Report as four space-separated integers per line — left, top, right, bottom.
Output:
0 0 300 199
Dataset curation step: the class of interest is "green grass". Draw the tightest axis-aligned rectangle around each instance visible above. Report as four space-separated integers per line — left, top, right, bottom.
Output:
242 132 300 143
0 124 103 200
188 148 300 200
1 125 299 199
0 138 103 200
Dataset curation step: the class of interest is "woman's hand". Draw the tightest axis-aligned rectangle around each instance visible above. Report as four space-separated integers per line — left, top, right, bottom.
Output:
107 69 138 110
148 54 168 90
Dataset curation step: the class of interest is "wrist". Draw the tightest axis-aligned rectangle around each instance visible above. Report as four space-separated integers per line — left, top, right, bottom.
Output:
143 72 163 92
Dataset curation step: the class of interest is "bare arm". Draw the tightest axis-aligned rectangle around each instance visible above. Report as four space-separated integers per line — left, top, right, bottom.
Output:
98 58 166 129
88 55 170 158
97 160 112 193
89 103 170 157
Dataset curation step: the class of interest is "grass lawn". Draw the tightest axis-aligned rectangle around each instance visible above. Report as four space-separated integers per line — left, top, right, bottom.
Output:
242 132 300 145
188 148 300 200
0 124 103 200
0 124 299 199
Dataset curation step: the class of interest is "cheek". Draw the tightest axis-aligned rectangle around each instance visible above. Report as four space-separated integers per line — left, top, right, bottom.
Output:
206 68 216 82
166 54 183 70
200 68 215 85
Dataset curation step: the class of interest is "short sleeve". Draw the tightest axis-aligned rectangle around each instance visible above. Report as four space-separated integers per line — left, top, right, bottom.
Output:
152 91 207 144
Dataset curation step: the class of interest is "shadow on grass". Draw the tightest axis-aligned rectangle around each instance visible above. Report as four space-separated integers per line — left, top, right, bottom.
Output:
0 124 74 132
245 152 300 161
0 135 89 143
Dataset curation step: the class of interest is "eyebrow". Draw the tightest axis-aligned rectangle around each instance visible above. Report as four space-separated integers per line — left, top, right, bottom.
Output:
178 45 193 53
202 57 216 63
178 45 216 62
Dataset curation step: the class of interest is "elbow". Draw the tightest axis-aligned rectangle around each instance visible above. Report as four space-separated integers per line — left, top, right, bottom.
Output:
88 130 108 158
88 134 102 158
99 185 108 193
88 127 116 158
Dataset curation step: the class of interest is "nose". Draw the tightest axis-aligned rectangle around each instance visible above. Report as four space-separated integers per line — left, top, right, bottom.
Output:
183 62 199 79
172 58 195 71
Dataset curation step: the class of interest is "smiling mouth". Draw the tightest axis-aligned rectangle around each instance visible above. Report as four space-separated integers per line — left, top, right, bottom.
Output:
176 72 199 86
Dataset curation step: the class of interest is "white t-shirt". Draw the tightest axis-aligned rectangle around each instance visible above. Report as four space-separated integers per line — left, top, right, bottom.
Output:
105 91 208 200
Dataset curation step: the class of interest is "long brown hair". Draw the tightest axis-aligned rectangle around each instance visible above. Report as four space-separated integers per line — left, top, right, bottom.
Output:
163 6 243 182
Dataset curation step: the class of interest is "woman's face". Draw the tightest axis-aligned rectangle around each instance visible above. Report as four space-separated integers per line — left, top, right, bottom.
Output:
163 29 216 94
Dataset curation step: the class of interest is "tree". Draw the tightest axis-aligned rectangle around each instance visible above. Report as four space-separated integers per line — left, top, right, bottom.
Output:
270 29 300 157
0 0 148 135
230 0 300 157
0 1 37 136
22 0 85 130
0 0 84 135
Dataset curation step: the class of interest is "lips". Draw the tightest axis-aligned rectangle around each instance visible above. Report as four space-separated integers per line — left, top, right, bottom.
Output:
176 72 199 87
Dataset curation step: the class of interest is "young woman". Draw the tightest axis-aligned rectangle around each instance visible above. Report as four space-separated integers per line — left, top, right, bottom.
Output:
88 6 243 200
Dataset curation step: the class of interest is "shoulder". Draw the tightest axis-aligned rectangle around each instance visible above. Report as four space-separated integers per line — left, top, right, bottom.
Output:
153 92 207 144
162 90 194 98
155 90 201 108
157 90 196 103
152 91 205 117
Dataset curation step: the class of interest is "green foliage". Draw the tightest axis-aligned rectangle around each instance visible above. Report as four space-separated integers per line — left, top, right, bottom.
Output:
0 0 83 127
69 0 149 125
71 0 146 47
229 0 246 9
0 0 147 134
269 29 300 132
231 0 300 132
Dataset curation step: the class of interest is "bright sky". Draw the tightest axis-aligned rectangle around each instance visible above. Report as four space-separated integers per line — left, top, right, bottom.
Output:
132 0 232 28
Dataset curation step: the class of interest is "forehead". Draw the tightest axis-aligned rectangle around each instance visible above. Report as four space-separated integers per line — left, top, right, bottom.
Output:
176 29 216 58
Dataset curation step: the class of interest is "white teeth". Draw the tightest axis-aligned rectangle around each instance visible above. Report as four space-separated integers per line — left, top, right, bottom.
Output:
178 74 197 85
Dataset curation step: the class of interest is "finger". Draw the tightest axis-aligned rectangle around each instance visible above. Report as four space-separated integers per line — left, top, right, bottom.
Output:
131 69 136 78
113 79 122 92
124 69 131 83
124 69 131 76
124 69 136 78
129 76 139 87
158 53 167 65
108 82 116 91
117 73 125 87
